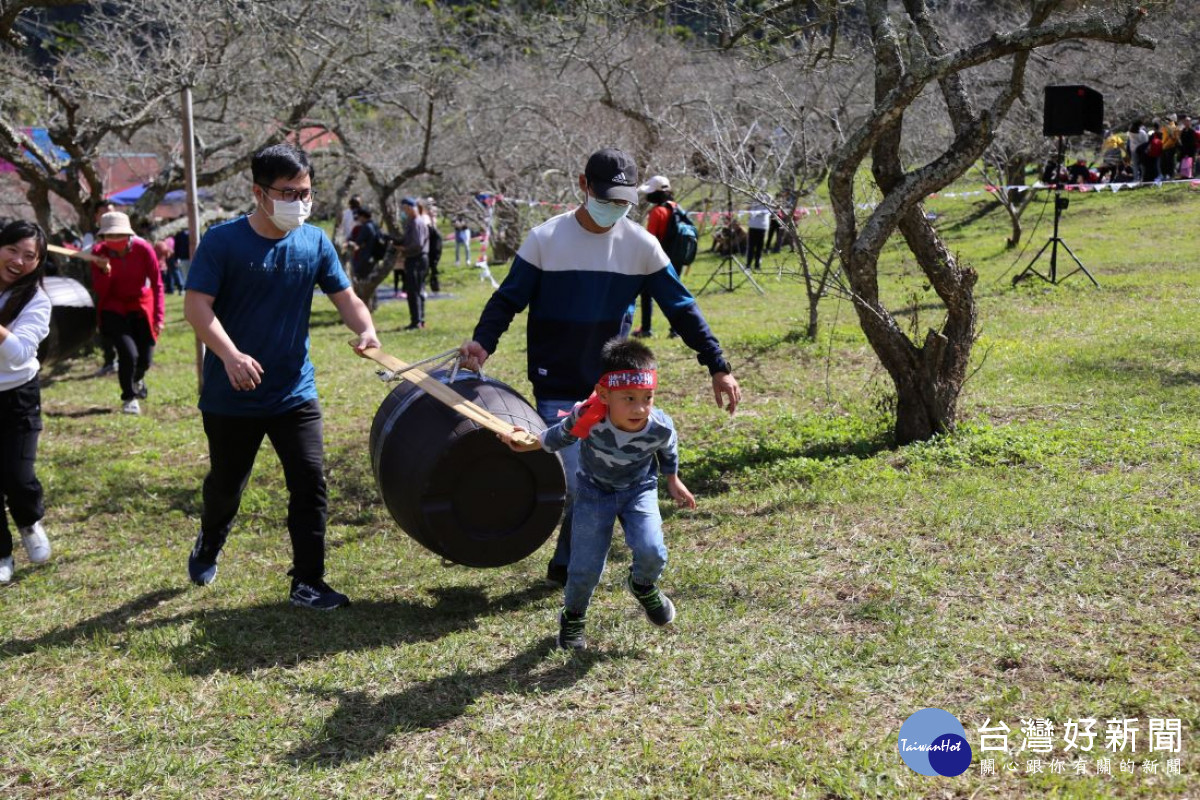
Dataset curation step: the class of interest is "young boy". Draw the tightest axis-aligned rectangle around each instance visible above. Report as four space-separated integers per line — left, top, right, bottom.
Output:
501 337 696 650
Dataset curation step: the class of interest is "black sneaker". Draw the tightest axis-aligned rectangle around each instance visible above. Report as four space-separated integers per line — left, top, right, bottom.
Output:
544 562 568 588
290 577 351 611
134 380 148 399
187 532 219 586
557 609 586 650
627 572 676 626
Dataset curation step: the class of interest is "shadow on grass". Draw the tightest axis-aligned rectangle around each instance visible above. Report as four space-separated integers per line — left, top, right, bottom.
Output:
1158 369 1200 387
1060 355 1200 390
0 583 557 676
37 354 100 387
687 428 894 494
938 198 1005 233
286 637 624 767
0 588 187 658
43 406 114 418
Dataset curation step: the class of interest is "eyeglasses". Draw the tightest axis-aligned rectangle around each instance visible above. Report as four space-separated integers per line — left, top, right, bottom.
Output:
258 183 314 203
587 186 631 207
589 195 631 208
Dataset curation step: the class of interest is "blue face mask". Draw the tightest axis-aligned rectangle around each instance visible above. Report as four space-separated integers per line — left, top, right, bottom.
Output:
586 196 631 228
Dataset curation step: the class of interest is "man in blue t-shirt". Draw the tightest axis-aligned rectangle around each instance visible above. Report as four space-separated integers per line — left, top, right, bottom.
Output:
183 143 380 611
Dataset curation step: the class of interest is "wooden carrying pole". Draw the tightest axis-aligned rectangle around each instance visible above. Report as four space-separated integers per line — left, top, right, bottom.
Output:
46 243 103 262
182 84 204 393
359 346 540 448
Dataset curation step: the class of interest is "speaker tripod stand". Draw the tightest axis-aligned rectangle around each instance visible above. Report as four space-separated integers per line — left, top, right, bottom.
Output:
697 247 765 296
1012 191 1098 288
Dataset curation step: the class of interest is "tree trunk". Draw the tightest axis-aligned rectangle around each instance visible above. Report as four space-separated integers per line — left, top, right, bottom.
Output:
1007 212 1023 250
1004 160 1028 248
352 247 399 312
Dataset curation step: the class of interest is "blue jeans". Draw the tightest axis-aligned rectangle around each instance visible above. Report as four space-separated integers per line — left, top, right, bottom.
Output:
537 398 582 569
455 237 471 265
165 265 185 294
564 475 667 615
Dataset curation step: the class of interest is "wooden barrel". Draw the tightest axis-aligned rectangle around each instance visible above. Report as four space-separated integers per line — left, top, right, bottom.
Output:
369 369 566 567
37 276 96 366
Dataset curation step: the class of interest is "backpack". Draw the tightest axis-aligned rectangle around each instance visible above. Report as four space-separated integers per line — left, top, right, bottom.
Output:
370 228 390 260
661 202 698 268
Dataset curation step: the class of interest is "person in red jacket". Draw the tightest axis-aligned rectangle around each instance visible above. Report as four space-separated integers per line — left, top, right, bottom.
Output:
632 175 677 338
90 212 164 415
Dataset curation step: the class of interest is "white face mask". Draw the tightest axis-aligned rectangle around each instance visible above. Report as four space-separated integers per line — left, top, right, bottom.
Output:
586 195 631 228
266 196 312 232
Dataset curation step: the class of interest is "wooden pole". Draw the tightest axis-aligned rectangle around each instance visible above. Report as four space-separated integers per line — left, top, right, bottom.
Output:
359 346 539 448
181 84 204 393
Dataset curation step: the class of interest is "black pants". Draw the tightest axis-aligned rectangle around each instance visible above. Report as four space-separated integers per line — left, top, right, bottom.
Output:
403 254 429 326
746 228 766 270
766 217 783 252
429 251 442 292
100 311 154 401
198 400 328 581
0 377 44 558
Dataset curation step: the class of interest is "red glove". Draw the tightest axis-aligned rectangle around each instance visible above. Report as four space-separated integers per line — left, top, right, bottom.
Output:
567 392 608 438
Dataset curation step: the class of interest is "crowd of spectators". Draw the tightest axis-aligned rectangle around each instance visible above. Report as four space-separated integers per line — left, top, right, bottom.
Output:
1049 114 1198 186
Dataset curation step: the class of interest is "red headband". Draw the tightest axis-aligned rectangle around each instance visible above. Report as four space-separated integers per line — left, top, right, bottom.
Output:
599 369 657 390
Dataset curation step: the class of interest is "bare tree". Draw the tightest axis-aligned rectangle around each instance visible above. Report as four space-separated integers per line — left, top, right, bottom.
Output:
713 0 1154 443
0 1 391 234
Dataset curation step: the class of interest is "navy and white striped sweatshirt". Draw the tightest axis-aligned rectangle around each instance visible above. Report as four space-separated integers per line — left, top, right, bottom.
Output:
472 211 730 401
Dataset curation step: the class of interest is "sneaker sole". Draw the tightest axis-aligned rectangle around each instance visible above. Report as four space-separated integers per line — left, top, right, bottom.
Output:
289 598 349 611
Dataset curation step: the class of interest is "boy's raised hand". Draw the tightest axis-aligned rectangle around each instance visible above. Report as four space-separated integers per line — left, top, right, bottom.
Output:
666 474 696 509
498 426 542 453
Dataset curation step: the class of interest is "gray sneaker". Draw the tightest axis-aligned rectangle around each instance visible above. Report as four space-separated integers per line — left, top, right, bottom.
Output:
626 572 675 626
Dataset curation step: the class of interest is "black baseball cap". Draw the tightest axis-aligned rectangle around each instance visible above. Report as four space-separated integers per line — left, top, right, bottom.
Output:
584 148 638 204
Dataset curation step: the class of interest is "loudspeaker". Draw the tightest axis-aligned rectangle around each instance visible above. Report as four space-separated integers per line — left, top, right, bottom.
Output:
1043 85 1104 137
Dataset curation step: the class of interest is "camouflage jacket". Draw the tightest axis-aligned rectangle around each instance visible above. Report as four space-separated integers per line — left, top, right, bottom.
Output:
540 405 679 492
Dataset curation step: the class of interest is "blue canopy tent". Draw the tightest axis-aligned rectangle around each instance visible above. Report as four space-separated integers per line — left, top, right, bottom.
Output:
0 128 71 173
106 184 146 204
106 184 213 205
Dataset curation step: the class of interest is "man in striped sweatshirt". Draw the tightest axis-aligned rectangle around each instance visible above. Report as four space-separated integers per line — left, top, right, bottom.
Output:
460 147 740 587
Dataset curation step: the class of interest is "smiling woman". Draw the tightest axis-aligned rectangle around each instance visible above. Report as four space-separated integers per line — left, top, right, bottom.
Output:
0 220 53 584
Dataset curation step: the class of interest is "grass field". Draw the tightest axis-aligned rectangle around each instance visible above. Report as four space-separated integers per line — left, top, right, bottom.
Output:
1 182 1197 799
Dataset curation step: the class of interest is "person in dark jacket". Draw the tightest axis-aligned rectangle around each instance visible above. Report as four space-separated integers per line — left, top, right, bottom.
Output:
399 197 429 330
459 147 741 587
